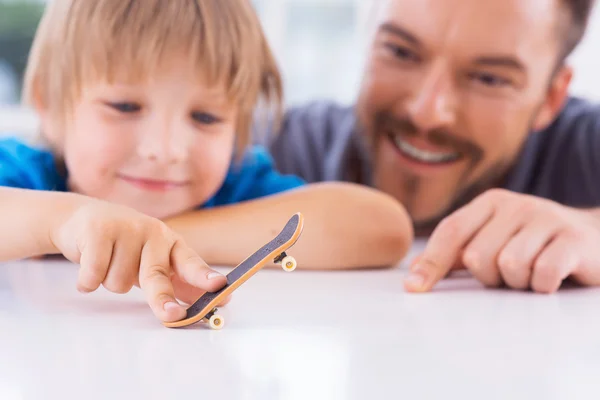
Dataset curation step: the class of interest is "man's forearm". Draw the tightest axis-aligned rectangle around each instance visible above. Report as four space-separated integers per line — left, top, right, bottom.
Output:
164 182 414 269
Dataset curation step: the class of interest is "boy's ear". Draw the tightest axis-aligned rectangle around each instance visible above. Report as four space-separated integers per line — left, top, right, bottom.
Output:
30 78 49 116
532 64 573 132
29 78 58 141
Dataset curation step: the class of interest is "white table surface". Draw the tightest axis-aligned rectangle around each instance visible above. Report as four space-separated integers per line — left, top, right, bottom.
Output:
1 239 600 400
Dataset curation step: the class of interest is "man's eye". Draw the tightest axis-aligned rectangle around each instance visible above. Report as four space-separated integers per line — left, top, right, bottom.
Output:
469 72 511 87
384 43 419 62
192 112 222 125
107 102 141 113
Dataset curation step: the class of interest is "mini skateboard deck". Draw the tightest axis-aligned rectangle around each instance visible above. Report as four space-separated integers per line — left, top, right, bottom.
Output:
163 212 304 329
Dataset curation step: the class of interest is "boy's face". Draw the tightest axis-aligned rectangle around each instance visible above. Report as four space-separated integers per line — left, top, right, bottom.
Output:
45 58 237 219
356 0 572 230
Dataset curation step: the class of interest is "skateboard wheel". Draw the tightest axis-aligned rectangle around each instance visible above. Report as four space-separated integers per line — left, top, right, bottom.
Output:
208 314 224 330
281 255 297 272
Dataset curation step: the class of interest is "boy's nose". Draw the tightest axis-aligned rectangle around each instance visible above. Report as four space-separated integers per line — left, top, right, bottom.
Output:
137 133 188 164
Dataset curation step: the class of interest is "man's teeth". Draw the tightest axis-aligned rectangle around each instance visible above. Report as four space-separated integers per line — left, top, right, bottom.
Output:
392 135 460 164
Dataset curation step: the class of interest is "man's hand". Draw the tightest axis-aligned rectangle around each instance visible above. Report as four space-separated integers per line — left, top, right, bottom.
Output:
50 200 228 322
404 189 600 293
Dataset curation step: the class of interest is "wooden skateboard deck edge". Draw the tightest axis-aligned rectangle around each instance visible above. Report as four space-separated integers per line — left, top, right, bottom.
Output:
163 212 304 328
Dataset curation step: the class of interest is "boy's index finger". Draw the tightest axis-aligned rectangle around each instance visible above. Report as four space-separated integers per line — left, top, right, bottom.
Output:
139 237 186 322
170 239 226 292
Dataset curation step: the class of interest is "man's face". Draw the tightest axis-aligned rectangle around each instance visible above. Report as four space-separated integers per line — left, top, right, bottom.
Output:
356 0 572 230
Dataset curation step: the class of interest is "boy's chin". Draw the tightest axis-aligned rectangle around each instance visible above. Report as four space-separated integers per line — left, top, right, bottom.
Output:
109 198 195 220
136 205 194 220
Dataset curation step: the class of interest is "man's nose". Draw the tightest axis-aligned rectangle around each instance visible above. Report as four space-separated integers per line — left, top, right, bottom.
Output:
406 62 457 131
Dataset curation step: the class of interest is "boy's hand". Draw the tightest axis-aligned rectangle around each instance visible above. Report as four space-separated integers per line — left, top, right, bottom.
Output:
50 200 227 322
404 189 600 293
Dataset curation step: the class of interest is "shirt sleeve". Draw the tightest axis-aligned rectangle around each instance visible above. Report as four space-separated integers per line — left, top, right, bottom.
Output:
253 101 356 183
204 146 305 207
0 137 65 191
565 101 600 206
504 97 600 208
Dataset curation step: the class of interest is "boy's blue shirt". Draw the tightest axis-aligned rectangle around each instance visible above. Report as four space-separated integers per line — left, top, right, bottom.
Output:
0 137 305 207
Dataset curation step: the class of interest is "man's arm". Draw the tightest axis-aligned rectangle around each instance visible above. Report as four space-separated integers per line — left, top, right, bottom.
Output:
165 182 414 270
404 190 600 293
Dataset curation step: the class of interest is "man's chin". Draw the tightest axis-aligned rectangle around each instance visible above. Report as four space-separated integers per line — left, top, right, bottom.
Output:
409 208 454 237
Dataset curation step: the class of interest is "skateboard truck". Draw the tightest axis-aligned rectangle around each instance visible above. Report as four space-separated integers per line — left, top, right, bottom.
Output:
274 251 297 272
202 307 224 330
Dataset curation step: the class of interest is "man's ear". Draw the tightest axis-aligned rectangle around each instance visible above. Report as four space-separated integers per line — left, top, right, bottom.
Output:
532 64 573 131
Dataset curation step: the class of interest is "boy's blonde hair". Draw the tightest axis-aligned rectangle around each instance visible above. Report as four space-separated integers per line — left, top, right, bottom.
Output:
23 0 282 154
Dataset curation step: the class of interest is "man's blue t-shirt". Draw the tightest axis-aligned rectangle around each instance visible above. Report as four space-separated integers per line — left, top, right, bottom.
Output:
0 137 305 207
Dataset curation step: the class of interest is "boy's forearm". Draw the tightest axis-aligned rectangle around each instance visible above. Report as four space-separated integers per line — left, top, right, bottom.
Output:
0 188 75 261
589 209 600 230
165 182 414 269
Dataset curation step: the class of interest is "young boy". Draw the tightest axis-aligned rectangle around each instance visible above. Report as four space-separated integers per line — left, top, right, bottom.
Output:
0 0 414 321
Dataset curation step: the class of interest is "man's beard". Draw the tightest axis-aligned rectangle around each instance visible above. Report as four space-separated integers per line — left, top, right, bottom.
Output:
356 109 516 236
408 163 512 235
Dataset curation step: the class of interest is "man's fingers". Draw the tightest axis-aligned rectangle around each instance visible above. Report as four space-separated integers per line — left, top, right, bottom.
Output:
497 220 560 290
409 255 421 272
171 240 227 292
404 196 494 292
77 236 114 293
460 212 523 288
531 235 579 293
139 237 185 322
409 254 464 274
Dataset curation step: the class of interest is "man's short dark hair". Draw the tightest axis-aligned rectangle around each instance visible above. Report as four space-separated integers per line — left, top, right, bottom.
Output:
560 0 596 61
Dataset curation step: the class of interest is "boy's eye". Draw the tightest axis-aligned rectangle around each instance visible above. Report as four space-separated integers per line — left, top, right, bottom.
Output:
192 112 221 125
107 102 141 113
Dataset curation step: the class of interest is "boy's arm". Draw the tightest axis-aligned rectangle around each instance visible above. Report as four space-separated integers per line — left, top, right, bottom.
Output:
0 188 74 261
165 182 414 269
0 187 228 322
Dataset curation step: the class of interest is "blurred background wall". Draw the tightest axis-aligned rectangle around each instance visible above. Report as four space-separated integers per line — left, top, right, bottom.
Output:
1 0 600 135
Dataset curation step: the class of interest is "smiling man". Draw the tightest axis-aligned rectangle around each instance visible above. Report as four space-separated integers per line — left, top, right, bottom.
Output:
263 0 600 293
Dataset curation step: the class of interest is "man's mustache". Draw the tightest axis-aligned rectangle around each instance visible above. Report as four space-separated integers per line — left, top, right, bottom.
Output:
375 111 483 159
